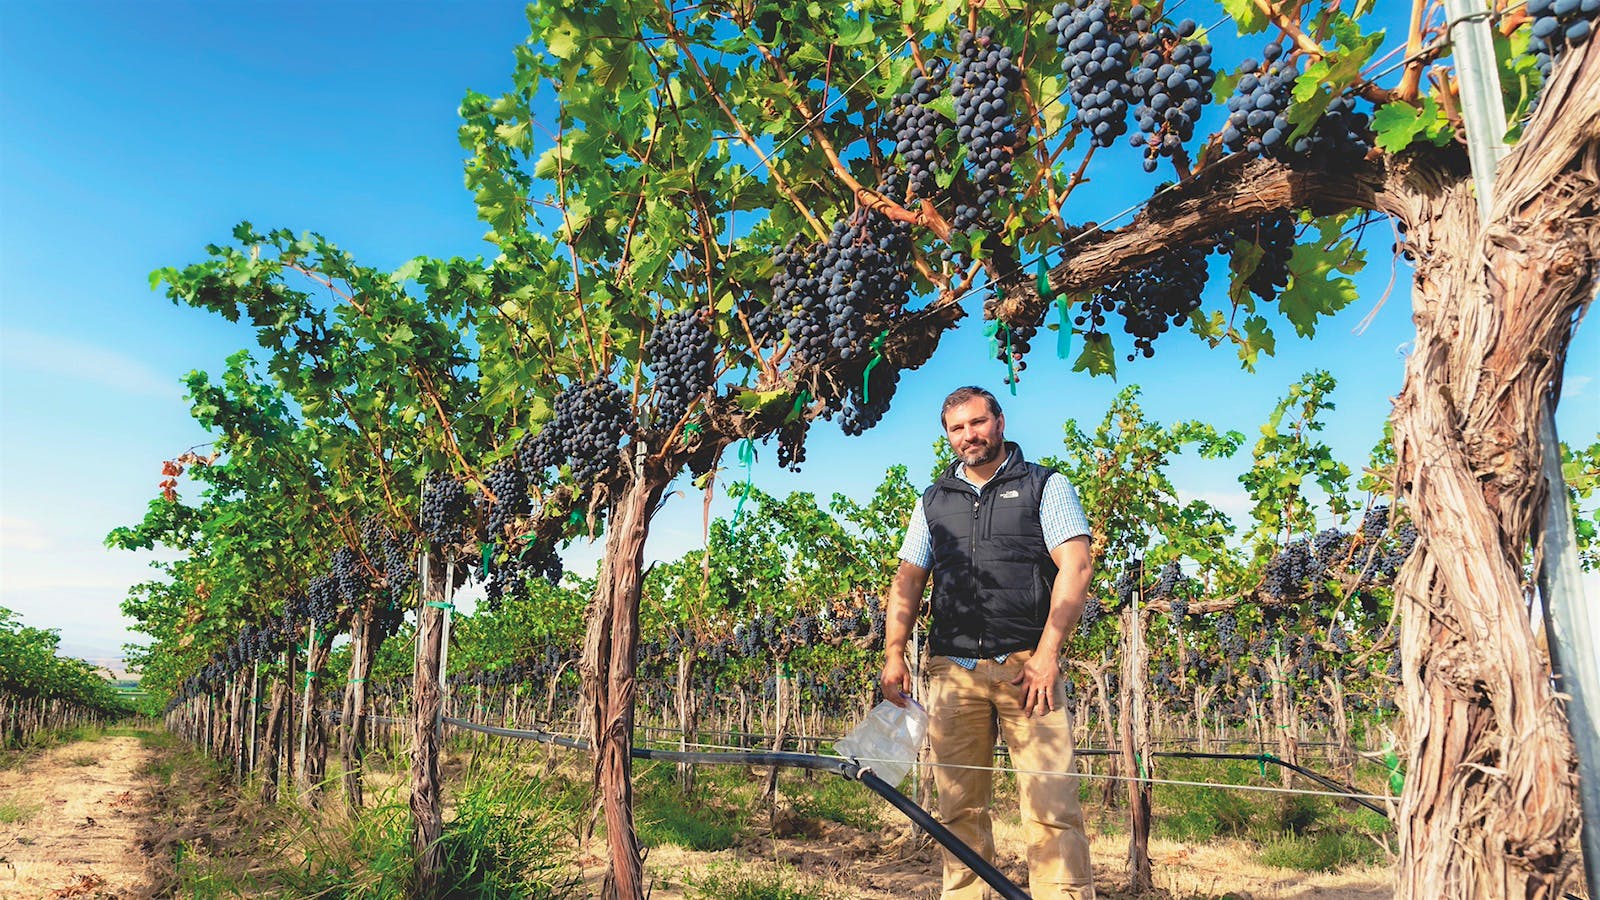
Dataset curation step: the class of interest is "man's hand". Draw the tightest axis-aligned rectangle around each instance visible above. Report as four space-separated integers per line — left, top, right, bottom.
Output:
880 654 913 707
1011 652 1061 718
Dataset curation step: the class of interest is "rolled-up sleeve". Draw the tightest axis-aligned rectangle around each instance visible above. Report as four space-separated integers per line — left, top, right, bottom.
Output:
898 497 933 569
1041 473 1091 549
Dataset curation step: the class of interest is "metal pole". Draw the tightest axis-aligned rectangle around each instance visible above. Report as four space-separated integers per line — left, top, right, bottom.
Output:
1539 410 1600 893
1446 1 1597 888
438 557 454 728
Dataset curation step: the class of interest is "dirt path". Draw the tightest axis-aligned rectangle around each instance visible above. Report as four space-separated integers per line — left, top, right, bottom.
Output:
0 735 154 899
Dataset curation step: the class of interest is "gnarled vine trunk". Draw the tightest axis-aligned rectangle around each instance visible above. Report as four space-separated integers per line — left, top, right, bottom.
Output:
411 549 448 899
341 608 378 809
1377 42 1598 899
580 466 668 900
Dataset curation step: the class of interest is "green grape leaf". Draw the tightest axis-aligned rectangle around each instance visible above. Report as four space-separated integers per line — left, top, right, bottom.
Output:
1072 331 1118 379
1372 96 1450 153
926 94 957 121
1279 241 1360 338
1237 315 1275 370
1220 0 1270 34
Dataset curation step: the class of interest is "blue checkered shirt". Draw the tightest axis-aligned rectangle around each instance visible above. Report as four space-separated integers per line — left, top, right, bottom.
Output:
899 452 1090 669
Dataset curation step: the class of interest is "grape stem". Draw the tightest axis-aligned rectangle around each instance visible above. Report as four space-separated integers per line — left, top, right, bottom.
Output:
1396 0 1432 102
1251 0 1328 60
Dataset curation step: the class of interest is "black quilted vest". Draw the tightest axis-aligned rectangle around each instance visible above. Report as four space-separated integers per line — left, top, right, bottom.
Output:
922 443 1056 657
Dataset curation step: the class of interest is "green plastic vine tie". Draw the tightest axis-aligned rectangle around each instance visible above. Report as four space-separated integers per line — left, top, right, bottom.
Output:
1003 322 1017 395
862 330 889 403
684 422 703 434
426 600 455 615
786 389 813 424
1135 751 1147 780
567 509 585 528
1036 253 1056 302
983 320 1001 357
730 438 756 530
480 542 494 575
348 678 365 684
1257 753 1270 778
1383 743 1404 794
1034 255 1072 360
1055 297 1072 359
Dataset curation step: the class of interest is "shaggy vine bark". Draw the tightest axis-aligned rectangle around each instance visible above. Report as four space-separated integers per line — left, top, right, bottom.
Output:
1379 42 1599 898
579 463 669 900
411 551 448 898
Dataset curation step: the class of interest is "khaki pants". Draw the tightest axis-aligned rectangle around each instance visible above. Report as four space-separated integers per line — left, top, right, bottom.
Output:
925 652 1095 900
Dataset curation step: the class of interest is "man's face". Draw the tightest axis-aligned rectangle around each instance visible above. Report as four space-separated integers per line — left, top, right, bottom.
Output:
943 397 1005 467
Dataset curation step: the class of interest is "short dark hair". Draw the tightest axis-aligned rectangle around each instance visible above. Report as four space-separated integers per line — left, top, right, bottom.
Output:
940 386 1003 429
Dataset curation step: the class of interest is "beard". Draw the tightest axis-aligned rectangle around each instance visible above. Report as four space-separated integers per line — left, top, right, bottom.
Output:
958 436 1003 467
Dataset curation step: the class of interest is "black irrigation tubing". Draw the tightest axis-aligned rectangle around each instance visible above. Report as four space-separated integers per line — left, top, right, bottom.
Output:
338 710 1029 899
1042 747 1390 818
437 716 1031 900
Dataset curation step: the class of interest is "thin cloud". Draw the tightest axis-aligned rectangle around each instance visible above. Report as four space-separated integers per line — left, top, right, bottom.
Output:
0 515 51 552
0 328 182 400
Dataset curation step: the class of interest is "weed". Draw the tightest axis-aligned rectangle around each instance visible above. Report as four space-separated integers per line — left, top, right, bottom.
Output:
1257 829 1385 871
636 786 743 851
686 862 845 900
785 774 881 830
70 754 100 767
436 763 582 897
0 796 39 824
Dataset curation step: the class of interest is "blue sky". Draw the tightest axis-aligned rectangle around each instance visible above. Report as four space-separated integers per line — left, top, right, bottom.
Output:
2 1 1595 661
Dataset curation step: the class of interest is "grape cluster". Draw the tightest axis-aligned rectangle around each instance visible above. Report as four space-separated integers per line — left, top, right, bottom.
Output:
1216 210 1296 304
370 598 406 640
520 376 632 488
886 65 949 199
1262 539 1315 600
836 361 901 437
1223 44 1368 166
765 206 913 366
775 418 808 472
1129 18 1216 172
1526 0 1598 78
992 320 1038 386
377 528 416 600
1076 594 1103 636
1050 0 1135 148
1149 559 1183 598
422 473 472 545
483 459 529 538
1113 566 1137 607
644 308 715 430
483 540 564 611
307 574 342 628
1329 619 1350 654
331 546 368 605
1079 245 1208 360
1215 612 1244 657
1312 527 1350 568
1359 504 1389 540
950 27 1022 231
1222 45 1294 157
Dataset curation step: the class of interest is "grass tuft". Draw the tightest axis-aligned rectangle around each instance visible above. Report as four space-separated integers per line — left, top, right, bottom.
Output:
686 862 845 900
0 796 40 824
1256 829 1385 871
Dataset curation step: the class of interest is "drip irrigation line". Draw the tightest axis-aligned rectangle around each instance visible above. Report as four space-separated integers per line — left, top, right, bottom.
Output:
436 715 1030 900
352 710 1392 811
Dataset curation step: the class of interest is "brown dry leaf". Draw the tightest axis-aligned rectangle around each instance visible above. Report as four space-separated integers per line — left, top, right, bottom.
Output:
48 872 106 897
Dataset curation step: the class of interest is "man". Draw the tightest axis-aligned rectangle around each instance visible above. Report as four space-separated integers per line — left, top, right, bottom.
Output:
881 385 1096 900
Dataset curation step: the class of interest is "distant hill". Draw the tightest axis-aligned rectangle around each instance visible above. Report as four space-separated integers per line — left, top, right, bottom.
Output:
84 658 138 682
